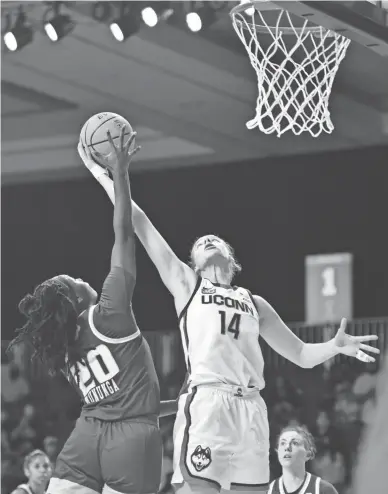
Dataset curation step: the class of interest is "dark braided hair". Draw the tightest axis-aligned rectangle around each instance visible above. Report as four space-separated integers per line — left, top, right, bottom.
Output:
7 278 82 379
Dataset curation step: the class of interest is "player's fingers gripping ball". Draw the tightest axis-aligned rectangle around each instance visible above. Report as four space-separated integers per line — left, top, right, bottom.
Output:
80 112 135 169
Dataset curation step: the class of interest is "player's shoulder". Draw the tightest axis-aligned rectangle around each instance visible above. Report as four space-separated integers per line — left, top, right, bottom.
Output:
268 478 280 493
318 478 339 494
11 486 31 494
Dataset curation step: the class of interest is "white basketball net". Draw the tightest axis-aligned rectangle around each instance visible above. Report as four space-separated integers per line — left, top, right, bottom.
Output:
231 3 351 137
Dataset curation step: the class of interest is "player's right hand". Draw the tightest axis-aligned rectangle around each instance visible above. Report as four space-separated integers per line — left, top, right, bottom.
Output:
77 140 107 180
94 126 140 175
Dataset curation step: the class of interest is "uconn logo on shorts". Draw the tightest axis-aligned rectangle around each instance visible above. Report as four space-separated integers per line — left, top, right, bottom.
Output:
191 446 212 472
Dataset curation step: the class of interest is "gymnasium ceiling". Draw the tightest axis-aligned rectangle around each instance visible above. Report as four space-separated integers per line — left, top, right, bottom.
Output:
2 1 388 185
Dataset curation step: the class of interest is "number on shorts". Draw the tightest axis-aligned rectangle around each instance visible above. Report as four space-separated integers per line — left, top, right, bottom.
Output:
69 344 119 397
219 310 241 340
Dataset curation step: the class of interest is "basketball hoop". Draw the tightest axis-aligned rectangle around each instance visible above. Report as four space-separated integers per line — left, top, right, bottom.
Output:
230 0 351 137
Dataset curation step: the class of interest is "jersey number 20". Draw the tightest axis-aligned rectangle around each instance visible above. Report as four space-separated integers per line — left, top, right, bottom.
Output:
69 344 119 397
219 310 241 340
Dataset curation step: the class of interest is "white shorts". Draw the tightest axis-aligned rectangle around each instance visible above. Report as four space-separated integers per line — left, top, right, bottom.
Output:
172 384 270 491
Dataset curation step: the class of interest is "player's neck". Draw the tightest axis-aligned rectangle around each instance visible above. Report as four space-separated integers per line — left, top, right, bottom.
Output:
282 466 306 491
200 264 232 286
28 480 46 494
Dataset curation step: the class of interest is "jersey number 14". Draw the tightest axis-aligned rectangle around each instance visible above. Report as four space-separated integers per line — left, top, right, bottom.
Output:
219 310 241 340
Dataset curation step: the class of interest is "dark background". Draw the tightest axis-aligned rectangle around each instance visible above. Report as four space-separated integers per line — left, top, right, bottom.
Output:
2 145 387 341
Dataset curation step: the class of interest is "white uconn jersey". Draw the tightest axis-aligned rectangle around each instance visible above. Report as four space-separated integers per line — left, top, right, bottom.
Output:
178 278 265 389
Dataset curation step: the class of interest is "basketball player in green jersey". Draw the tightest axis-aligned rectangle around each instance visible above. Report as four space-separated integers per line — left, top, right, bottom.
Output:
269 426 338 494
9 128 177 494
80 144 379 494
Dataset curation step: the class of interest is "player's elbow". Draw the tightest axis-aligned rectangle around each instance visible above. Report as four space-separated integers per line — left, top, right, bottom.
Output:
296 343 315 369
299 360 315 369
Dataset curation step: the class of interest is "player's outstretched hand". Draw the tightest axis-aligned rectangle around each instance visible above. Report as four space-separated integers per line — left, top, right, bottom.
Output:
77 140 108 180
94 126 140 175
333 318 380 363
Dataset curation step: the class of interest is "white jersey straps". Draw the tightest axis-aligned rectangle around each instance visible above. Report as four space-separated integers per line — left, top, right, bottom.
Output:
270 473 322 494
15 485 35 494
178 277 265 390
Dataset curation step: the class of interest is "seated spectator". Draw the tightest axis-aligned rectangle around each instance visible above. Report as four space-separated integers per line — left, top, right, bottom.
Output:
10 405 38 447
1 362 29 406
42 436 59 468
311 446 346 490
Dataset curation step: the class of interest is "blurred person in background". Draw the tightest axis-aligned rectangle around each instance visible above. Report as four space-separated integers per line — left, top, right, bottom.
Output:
313 409 333 452
43 436 59 468
310 447 346 491
10 449 52 494
1 361 29 406
269 425 338 494
10 405 38 447
81 142 380 494
331 380 362 485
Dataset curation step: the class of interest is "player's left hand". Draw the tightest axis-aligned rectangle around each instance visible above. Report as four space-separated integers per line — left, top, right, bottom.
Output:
333 318 380 363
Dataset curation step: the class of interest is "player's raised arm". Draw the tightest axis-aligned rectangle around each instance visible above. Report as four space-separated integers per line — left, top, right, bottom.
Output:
80 128 142 339
254 295 379 368
78 143 196 299
103 127 139 274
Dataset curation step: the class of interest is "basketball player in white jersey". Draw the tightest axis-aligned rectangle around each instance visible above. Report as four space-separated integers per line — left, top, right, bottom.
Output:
79 144 379 494
269 426 338 494
353 347 388 494
11 449 52 494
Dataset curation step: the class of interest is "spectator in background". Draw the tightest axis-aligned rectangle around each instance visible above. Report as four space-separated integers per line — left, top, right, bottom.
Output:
1 362 29 406
353 370 377 426
332 380 362 484
1 409 12 456
311 447 346 490
43 436 59 468
10 449 52 494
314 409 334 451
10 405 38 448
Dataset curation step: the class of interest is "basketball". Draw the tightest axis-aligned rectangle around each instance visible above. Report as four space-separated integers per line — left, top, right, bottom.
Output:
80 112 134 166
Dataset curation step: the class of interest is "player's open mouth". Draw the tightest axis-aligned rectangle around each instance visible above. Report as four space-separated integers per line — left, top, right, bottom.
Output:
205 245 216 250
283 455 292 459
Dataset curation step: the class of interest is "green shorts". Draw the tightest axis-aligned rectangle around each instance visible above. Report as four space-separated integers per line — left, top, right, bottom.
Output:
48 415 162 494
